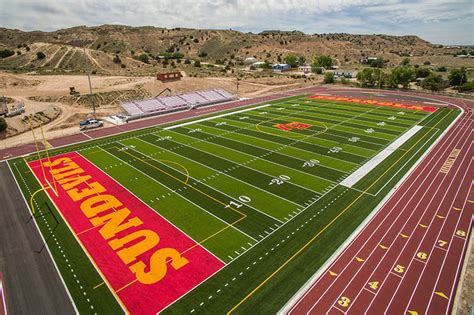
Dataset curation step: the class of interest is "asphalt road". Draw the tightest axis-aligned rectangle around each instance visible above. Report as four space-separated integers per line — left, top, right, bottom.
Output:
0 162 75 314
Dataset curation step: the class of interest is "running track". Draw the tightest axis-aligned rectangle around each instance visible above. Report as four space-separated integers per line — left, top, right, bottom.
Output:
286 90 473 315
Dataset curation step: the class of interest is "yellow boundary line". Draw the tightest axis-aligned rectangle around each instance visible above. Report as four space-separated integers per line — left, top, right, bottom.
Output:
227 110 450 314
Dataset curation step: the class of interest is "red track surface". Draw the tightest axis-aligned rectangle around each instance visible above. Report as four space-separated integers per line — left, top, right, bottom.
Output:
287 91 473 315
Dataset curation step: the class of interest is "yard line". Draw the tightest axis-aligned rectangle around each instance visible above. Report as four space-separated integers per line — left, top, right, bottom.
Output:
97 146 258 243
131 137 285 223
141 133 310 207
161 128 336 188
191 122 354 174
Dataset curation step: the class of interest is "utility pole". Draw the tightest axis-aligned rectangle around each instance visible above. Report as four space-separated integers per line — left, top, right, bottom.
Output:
83 45 96 118
236 74 240 98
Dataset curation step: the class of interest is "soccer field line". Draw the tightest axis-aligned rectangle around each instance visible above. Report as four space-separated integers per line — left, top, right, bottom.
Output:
126 137 286 224
124 136 311 207
97 146 259 244
184 185 351 314
218 102 391 157
224 104 389 151
259 106 408 135
296 99 429 120
198 122 359 173
365 128 440 197
290 99 428 121
158 129 340 189
225 110 390 150
196 120 361 168
164 180 349 313
247 109 385 150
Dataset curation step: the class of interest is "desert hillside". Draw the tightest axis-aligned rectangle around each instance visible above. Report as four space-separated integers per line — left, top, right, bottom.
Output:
1 25 472 75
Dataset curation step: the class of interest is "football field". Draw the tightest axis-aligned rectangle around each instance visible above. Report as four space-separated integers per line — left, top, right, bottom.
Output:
8 94 459 314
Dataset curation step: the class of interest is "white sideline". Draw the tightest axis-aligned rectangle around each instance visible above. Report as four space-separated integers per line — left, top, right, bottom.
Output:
340 125 423 188
163 104 271 130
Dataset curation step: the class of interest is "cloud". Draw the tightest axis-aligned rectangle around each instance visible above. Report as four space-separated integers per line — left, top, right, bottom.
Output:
0 0 472 44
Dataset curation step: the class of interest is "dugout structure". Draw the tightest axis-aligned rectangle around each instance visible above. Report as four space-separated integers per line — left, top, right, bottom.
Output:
157 71 182 82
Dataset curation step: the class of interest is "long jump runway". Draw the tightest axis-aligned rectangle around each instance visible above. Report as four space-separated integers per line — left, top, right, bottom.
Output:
286 94 473 314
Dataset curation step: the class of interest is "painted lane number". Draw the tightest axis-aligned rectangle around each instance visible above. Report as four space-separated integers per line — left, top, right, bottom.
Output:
338 296 351 308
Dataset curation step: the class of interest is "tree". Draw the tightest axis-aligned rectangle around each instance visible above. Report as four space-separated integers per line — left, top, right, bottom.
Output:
313 55 333 69
298 55 306 66
436 66 447 72
357 68 384 88
369 57 384 68
36 51 46 60
421 73 443 91
0 49 15 58
415 67 431 78
448 67 467 87
0 117 7 131
284 54 299 67
387 67 415 88
459 81 474 92
323 72 335 84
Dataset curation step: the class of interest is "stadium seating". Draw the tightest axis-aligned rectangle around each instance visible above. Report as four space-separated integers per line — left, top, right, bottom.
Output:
121 88 236 120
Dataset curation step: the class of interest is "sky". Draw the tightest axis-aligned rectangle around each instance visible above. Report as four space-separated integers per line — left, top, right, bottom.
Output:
1 0 473 45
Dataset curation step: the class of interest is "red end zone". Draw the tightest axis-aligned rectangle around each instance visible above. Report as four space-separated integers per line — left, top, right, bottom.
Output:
28 152 224 314
308 95 438 112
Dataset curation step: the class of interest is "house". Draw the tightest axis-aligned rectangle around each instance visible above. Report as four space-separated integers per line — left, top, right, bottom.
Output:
333 71 357 78
272 63 291 72
298 65 312 73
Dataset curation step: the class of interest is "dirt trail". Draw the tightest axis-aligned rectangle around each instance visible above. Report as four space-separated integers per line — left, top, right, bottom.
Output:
54 46 71 69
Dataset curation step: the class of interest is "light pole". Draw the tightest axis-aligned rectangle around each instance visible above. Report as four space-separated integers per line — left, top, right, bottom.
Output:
83 45 96 118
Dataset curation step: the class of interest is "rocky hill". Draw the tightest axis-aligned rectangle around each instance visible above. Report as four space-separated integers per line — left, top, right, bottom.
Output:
0 25 469 75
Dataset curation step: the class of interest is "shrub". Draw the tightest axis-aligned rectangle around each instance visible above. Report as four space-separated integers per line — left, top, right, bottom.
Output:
36 51 46 60
0 49 15 58
194 60 201 67
113 55 121 64
323 72 335 84
423 61 431 65
137 54 149 64
436 66 447 72
0 117 7 131
459 81 474 92
184 59 191 64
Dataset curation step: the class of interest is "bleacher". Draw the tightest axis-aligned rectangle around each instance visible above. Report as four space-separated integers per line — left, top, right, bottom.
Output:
121 88 236 121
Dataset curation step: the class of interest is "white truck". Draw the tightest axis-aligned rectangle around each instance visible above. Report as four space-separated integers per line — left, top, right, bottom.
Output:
79 118 103 131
